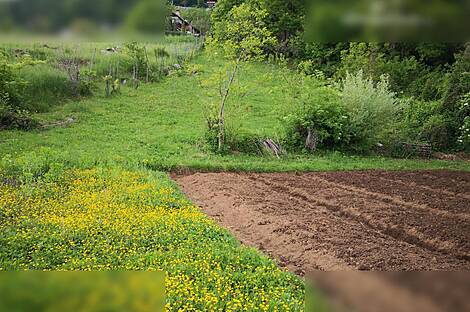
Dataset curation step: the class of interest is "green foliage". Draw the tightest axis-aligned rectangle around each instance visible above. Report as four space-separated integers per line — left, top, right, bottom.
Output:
0 52 27 108
77 68 97 96
1 52 468 173
124 41 148 79
154 46 170 58
212 0 304 50
282 76 347 151
211 0 244 26
125 0 169 35
256 0 304 41
210 3 277 59
400 99 442 142
377 56 425 95
407 69 446 101
341 71 400 152
398 99 457 150
205 125 261 155
0 52 39 130
299 43 346 77
420 114 454 151
442 52 470 114
337 43 384 81
0 105 38 131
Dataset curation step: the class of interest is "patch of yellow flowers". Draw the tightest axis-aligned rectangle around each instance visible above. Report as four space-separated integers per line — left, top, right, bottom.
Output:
0 168 304 311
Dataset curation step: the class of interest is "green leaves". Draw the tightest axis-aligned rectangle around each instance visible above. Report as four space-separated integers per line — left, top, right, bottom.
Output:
282 75 348 151
211 3 277 60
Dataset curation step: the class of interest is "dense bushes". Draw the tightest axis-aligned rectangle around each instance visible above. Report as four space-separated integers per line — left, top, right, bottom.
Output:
210 0 470 154
282 78 347 150
282 72 400 153
282 59 469 154
341 72 400 152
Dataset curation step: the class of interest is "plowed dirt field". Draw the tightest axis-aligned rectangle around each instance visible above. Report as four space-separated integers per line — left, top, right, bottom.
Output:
174 170 469 272
173 170 470 312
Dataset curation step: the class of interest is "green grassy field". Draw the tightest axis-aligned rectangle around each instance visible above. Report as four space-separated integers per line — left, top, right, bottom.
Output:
1 46 469 311
1 36 202 113
1 52 468 173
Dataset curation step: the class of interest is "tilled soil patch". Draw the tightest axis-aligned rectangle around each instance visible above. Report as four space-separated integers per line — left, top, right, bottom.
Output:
173 170 470 312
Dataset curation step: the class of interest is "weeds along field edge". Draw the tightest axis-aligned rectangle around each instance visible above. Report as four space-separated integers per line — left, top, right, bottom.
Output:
0 166 305 311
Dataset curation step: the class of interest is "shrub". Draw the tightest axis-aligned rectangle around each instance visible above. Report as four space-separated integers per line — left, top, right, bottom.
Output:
282 77 348 151
407 69 446 101
420 114 454 151
336 43 384 81
341 71 400 152
438 52 470 150
399 95 470 152
123 42 147 79
0 53 27 108
377 56 425 95
442 52 470 114
225 128 263 154
400 99 442 142
298 42 347 77
55 57 96 97
0 104 38 131
0 53 38 130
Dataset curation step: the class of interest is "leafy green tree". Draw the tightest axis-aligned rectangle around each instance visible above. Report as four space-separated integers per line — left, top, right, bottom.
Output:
257 0 304 41
211 3 276 59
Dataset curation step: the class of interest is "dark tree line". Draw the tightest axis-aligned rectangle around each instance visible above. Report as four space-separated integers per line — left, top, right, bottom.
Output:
0 0 203 32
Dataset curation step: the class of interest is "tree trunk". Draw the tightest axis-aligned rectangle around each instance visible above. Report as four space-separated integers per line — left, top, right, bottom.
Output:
305 128 318 152
218 57 241 152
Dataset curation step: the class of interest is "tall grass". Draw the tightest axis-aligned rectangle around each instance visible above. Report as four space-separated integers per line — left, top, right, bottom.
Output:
1 36 203 113
19 65 71 112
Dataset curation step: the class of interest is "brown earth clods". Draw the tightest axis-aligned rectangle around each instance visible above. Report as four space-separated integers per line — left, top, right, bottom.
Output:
173 170 470 312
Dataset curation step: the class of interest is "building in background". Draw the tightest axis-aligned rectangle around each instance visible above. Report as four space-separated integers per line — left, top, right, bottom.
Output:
170 10 201 36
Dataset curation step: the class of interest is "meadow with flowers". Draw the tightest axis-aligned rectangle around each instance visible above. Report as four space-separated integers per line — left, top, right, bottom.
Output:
0 167 304 310
1 38 468 311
